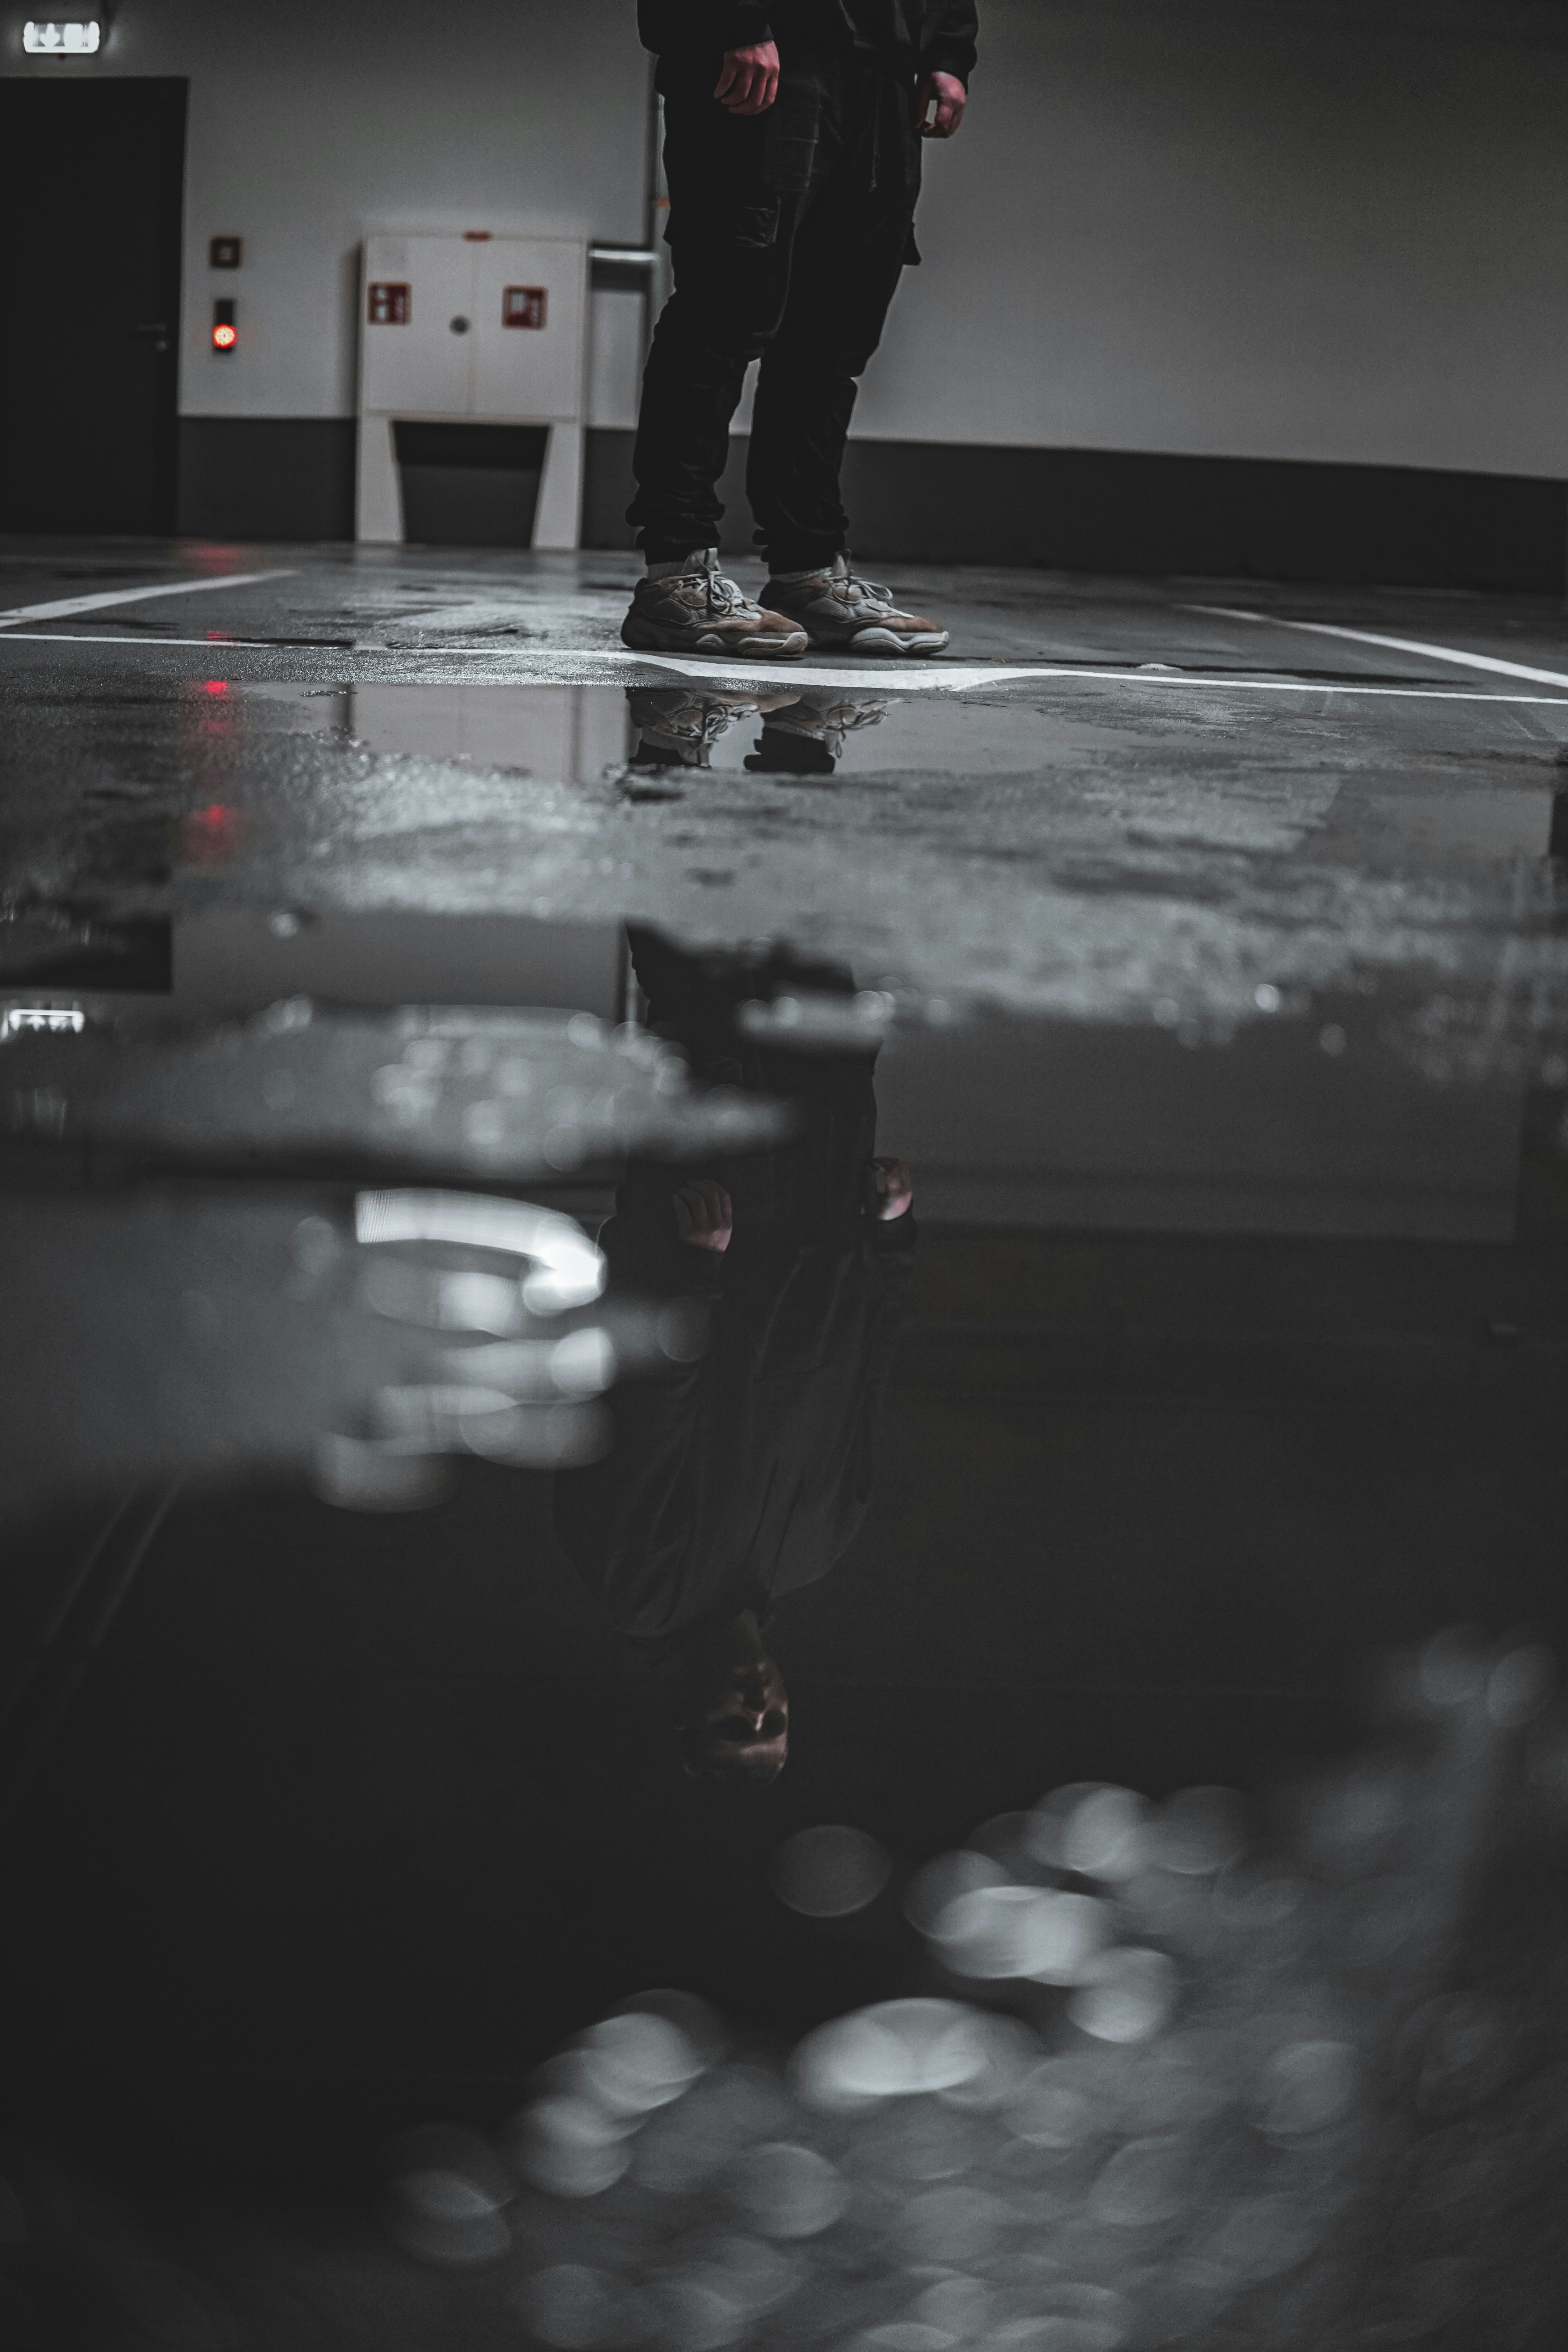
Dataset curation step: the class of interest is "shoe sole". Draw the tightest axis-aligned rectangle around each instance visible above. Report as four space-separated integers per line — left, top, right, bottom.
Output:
622 619 808 660
843 626 950 656
782 624 950 657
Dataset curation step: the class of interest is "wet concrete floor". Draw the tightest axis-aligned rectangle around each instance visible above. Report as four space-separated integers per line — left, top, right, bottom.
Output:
1 541 1567 2267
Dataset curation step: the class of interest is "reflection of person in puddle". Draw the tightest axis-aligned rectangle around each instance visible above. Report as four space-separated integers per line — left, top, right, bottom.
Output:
627 687 888 776
553 928 917 1783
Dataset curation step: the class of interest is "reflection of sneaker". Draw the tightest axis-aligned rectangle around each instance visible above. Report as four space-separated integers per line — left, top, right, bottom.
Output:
745 690 889 775
761 555 949 656
629 689 794 769
622 551 808 661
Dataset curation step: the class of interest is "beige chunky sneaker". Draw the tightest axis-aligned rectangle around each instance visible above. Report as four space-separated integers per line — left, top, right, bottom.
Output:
744 690 889 774
628 688 797 769
761 555 950 656
622 550 807 661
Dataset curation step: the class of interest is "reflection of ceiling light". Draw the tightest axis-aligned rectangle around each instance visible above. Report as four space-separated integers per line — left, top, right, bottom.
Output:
1 1006 85 1037
23 21 103 52
355 1189 606 1312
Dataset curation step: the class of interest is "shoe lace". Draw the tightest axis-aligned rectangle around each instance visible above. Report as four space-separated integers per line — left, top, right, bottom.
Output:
838 564 896 617
660 697 750 748
696 568 751 619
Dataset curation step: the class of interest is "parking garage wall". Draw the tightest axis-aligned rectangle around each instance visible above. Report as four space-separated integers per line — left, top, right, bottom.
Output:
2 0 652 541
5 0 1566 583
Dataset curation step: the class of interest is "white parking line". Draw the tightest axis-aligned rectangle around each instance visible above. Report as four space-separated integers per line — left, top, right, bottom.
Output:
0 567 296 630
1182 601 1568 692
0 633 1566 705
562 650 1568 701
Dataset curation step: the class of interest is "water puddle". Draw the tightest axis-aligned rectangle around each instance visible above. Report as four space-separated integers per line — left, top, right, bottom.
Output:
4 607 1568 2311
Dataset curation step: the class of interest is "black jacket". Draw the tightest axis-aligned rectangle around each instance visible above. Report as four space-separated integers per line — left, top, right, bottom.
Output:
554 1190 916 1648
637 2 979 85
553 926 917 1653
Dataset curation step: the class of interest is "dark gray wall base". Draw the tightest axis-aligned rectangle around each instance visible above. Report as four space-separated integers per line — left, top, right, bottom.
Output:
177 417 356 541
583 428 1568 593
174 418 1568 591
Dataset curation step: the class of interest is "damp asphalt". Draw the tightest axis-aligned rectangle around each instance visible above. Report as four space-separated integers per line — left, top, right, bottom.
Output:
2 538 1567 2201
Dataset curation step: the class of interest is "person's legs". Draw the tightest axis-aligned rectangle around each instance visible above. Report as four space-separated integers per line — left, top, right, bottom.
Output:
628 62 824 563
744 62 917 577
622 60 836 656
740 67 951 653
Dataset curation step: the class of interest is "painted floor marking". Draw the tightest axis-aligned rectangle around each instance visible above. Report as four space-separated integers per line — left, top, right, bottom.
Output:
1 633 1567 706
0 568 297 630
1183 601 1568 692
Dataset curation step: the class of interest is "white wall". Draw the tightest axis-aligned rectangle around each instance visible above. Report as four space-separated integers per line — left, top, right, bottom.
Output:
7 0 1566 476
3 0 652 423
859 0 1568 475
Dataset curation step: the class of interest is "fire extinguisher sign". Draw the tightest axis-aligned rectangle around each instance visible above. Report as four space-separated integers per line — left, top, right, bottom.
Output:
503 286 548 330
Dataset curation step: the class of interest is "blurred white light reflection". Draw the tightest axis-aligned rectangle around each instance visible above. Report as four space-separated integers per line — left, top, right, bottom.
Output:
23 22 102 54
385 2125 514 2264
729 2142 847 2238
1148 1785 1247 1875
793 2001 1001 2108
1028 1784 1150 1880
310 1432 454 1513
736 990 896 1049
1260 2041 1358 2137
1087 2134 1190 2226
903 1848 1008 1933
514 2097 635 2198
1 1005 85 1037
1487 1642 1554 1727
578 2012 704 2113
354 1189 605 1311
930 1886 1110 1983
857 2328 954 2352
436 1268 527 1333
521 2264 625 2349
770 1825 893 1917
897 2183 1006 2263
439 1328 617 1400
319 1627 1559 2352
1067 1948 1178 2044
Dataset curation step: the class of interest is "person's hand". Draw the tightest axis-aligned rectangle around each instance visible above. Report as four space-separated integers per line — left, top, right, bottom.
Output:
868 1157 915 1222
674 1180 734 1252
716 42 779 116
918 71 967 138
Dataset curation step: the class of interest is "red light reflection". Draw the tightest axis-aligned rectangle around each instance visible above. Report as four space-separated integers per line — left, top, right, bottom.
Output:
181 803 242 865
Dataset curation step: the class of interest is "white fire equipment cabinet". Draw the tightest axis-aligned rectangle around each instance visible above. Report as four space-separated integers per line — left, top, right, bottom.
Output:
357 233 589 547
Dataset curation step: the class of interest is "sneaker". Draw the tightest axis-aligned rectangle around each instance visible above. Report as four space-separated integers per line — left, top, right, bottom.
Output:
628 688 794 769
622 551 808 661
761 555 950 656
745 690 889 774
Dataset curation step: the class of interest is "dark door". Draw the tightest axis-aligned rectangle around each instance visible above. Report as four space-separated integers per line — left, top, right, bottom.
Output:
0 77 187 534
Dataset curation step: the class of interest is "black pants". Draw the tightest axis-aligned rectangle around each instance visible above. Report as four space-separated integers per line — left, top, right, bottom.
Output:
628 50 922 575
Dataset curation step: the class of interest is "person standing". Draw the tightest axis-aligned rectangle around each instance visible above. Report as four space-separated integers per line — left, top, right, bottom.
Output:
621 2 979 664
553 928 918 1783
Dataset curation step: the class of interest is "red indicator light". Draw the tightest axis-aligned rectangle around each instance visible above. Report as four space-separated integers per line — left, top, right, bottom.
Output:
212 296 237 353
202 680 229 696
212 322 237 349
